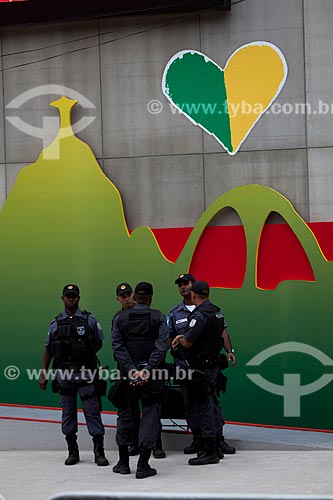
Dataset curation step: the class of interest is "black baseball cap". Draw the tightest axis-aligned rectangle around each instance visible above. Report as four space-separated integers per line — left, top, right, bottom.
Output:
191 280 209 296
134 281 153 296
63 284 80 296
175 273 196 285
116 283 133 296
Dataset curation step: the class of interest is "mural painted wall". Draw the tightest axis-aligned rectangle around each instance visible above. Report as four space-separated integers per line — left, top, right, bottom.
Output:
1 96 333 431
2 1 333 433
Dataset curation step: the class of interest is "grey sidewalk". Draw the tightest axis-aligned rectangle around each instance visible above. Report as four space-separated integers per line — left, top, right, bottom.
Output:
1 418 333 500
1 449 333 500
1 406 332 451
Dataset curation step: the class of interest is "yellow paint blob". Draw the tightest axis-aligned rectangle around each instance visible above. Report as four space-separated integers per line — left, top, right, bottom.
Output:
224 44 286 152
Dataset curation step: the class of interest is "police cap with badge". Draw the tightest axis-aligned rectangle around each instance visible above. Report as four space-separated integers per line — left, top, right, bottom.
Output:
116 283 133 296
175 273 196 285
63 284 80 296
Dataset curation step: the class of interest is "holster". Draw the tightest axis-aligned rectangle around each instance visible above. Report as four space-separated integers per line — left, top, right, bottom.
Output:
216 370 228 394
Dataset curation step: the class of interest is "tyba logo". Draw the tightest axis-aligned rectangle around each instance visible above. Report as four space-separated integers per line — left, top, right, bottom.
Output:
162 42 288 155
246 342 333 417
6 84 96 155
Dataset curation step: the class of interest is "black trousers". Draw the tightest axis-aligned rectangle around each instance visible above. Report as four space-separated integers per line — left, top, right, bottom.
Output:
117 397 141 447
181 367 219 440
116 379 164 450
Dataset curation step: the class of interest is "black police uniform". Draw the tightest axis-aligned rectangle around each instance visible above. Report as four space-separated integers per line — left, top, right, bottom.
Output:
180 299 224 464
111 307 141 454
169 300 235 455
112 300 168 477
112 303 168 448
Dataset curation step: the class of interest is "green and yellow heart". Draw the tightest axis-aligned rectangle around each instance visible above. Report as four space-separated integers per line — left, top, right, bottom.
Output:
162 42 288 155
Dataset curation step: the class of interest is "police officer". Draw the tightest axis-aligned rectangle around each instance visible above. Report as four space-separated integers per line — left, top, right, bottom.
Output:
39 284 109 467
112 283 166 459
112 282 168 479
168 273 198 448
112 283 140 457
169 274 236 456
171 280 227 465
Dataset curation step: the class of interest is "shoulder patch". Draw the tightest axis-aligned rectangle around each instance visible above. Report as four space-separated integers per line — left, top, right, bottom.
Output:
215 313 224 319
189 318 197 328
96 322 102 330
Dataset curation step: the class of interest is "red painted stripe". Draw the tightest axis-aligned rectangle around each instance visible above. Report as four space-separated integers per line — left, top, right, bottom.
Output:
0 403 117 415
1 405 331 433
0 416 61 424
0 415 117 428
227 421 333 433
0 403 62 411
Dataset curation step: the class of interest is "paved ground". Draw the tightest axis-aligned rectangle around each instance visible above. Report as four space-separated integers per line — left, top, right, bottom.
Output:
1 418 333 500
1 449 333 500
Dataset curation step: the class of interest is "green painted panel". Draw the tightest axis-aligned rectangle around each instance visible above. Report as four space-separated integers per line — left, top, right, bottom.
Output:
1 97 332 430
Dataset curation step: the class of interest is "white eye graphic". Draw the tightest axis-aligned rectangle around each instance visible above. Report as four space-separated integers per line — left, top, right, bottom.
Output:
246 342 333 417
6 84 96 139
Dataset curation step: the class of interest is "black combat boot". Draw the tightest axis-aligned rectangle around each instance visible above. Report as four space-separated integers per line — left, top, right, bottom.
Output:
65 434 80 465
153 435 166 459
136 448 157 479
184 429 203 454
113 445 130 474
92 435 109 466
128 445 140 456
216 435 224 459
218 434 236 454
188 438 220 466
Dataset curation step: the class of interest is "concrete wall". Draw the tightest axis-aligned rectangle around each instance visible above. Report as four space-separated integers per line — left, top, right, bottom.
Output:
0 0 332 228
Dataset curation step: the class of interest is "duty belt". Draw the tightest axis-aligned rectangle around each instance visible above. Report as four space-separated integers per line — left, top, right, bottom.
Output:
191 355 220 370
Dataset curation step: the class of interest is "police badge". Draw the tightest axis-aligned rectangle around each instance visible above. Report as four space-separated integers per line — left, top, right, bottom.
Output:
77 326 85 336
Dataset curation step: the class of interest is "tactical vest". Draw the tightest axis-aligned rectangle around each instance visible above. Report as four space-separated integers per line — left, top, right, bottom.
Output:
189 301 224 361
118 308 161 365
51 312 98 369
